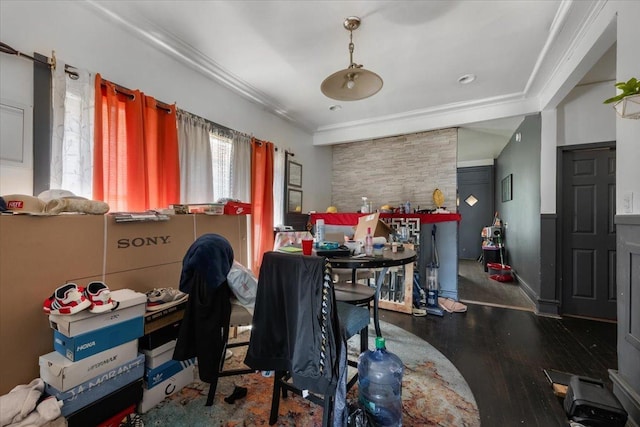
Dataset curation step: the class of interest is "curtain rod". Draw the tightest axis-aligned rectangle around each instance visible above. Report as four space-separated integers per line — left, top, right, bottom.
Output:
100 79 172 113
0 41 52 67
177 108 247 137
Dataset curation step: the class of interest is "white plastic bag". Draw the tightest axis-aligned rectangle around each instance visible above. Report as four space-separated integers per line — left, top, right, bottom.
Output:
227 261 257 310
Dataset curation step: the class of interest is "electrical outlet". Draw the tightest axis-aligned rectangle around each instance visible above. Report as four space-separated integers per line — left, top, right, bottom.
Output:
623 192 633 213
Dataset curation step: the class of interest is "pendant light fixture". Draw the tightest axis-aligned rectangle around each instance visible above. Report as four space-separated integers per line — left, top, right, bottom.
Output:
321 16 383 101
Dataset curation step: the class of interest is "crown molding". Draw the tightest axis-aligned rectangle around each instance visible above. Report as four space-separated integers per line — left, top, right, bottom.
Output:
84 0 312 131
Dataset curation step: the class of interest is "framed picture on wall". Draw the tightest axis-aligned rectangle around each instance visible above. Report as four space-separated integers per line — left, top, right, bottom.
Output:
287 189 303 212
501 174 513 202
287 161 302 188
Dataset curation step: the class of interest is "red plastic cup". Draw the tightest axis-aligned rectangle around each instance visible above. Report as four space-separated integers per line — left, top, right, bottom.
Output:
301 239 313 256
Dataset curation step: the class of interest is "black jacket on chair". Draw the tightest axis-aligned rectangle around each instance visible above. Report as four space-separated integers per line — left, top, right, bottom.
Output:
244 251 343 396
173 273 231 383
173 233 234 402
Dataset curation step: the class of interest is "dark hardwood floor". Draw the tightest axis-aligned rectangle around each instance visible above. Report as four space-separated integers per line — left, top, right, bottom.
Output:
380 261 618 427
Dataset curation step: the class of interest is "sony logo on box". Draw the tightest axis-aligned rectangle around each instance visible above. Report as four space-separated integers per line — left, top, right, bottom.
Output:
117 235 171 249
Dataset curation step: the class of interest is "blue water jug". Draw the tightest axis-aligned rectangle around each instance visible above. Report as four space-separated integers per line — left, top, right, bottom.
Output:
358 336 404 426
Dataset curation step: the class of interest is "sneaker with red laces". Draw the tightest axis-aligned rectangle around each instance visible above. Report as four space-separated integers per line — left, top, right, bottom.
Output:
43 283 91 315
84 281 115 313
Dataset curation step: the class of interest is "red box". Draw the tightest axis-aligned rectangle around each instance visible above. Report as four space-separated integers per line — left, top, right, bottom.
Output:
224 202 252 215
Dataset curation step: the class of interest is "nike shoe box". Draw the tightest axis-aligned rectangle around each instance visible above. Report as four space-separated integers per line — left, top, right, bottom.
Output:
144 300 187 335
49 289 146 337
66 379 143 427
142 339 176 369
45 354 145 417
40 340 138 392
144 357 196 389
138 363 195 413
54 316 144 361
138 319 182 350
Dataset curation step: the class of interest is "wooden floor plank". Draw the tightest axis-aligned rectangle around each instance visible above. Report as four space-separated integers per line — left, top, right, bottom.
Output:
380 271 618 427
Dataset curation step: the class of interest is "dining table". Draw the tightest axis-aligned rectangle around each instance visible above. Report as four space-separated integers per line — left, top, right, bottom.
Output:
325 248 417 338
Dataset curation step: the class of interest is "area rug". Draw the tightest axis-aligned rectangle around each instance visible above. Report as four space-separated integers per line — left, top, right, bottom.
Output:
141 321 480 426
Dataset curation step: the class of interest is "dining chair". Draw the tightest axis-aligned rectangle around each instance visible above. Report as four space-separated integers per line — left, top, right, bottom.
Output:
172 233 254 406
244 251 370 426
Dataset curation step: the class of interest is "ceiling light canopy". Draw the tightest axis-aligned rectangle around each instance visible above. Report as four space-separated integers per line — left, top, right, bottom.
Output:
321 16 383 101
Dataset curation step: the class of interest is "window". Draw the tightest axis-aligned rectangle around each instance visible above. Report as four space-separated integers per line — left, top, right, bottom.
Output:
210 133 233 202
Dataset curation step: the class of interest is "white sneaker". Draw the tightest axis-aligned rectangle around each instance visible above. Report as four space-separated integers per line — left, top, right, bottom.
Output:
146 287 188 311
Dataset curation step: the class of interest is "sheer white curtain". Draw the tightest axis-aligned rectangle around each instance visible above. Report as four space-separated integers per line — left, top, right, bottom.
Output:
273 147 285 227
50 63 94 198
231 131 251 203
177 110 213 204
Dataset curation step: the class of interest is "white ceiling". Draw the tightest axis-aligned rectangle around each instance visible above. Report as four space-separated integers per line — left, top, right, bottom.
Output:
89 0 608 155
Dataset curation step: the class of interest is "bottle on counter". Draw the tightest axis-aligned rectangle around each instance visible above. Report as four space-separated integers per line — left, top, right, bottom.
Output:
365 227 373 256
358 336 404 427
315 218 325 246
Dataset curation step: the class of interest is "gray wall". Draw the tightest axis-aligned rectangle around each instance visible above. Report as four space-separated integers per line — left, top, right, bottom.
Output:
331 129 457 213
495 114 542 298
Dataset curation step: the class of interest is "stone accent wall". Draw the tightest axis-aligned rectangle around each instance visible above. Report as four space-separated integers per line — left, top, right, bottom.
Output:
331 128 458 213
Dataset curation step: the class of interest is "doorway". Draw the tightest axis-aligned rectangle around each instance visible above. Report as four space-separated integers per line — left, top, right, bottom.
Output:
457 166 494 260
559 143 616 320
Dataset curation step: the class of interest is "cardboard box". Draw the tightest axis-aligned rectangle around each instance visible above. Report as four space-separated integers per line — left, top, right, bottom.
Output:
144 300 186 335
138 319 182 351
96 404 136 427
39 340 138 392
142 340 176 369
54 316 144 362
45 354 145 417
49 289 146 337
0 214 247 394
66 379 143 427
224 201 252 215
138 364 196 413
353 213 394 241
144 358 196 389
188 203 225 214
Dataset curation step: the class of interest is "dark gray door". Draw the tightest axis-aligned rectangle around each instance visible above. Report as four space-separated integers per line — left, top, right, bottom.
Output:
457 166 494 260
561 146 616 319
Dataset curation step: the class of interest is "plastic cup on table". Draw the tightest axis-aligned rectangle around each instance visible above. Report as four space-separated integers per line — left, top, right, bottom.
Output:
301 239 313 255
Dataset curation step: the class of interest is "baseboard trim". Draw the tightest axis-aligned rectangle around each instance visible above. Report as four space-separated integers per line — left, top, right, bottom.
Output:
536 298 561 318
609 369 640 426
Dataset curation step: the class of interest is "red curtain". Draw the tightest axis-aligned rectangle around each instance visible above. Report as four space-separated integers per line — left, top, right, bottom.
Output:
94 74 179 211
251 138 274 274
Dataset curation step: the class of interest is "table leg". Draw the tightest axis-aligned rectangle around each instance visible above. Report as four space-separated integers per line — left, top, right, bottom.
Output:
373 266 389 338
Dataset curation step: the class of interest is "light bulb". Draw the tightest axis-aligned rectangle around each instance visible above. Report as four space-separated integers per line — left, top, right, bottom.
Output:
346 78 355 89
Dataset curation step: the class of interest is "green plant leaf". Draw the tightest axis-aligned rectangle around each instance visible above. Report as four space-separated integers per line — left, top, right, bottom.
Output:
604 77 640 104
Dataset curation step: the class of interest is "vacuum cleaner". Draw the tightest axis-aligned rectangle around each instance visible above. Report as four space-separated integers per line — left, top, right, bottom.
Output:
426 224 444 316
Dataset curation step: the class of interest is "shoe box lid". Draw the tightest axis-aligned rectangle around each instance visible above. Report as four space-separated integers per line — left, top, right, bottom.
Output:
66 378 143 427
46 353 145 417
144 357 196 389
142 339 177 369
49 289 146 337
54 316 144 362
39 339 138 392
138 364 195 414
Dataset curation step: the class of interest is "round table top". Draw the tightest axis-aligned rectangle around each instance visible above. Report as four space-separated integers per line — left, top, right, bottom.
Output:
326 248 417 269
